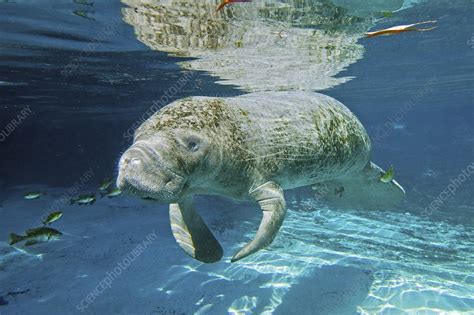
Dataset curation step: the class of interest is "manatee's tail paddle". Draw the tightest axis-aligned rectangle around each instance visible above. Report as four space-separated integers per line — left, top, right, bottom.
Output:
312 162 405 210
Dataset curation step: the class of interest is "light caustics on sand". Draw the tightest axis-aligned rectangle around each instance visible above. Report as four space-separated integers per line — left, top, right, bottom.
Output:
0 243 44 282
155 198 474 314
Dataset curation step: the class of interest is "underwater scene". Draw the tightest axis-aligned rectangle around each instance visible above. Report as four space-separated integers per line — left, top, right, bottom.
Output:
1 0 473 314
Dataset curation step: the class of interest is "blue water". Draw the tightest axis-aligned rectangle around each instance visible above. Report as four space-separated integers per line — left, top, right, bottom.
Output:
0 0 473 314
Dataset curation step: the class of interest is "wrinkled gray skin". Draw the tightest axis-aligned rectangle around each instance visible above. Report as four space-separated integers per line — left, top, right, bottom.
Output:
117 91 400 263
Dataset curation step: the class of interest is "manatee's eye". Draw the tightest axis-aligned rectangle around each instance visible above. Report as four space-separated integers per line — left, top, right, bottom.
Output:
177 134 202 152
188 141 199 152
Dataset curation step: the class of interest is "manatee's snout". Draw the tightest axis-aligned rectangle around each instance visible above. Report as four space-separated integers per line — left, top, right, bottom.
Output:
117 142 185 203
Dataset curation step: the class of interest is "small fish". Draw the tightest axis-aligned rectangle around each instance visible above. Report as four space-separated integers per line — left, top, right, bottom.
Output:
216 0 252 12
380 165 395 183
42 211 63 226
9 227 62 246
366 20 437 38
102 187 122 198
24 192 43 200
99 178 113 191
73 10 95 20
381 11 393 18
71 194 96 205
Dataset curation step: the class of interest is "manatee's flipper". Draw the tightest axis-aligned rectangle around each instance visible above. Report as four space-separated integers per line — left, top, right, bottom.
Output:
231 181 287 262
169 197 223 263
312 162 405 210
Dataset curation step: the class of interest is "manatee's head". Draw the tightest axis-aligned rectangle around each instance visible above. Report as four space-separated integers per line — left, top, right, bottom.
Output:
117 129 220 203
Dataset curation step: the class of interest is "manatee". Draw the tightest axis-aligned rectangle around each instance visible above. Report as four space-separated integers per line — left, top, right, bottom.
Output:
117 91 405 263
